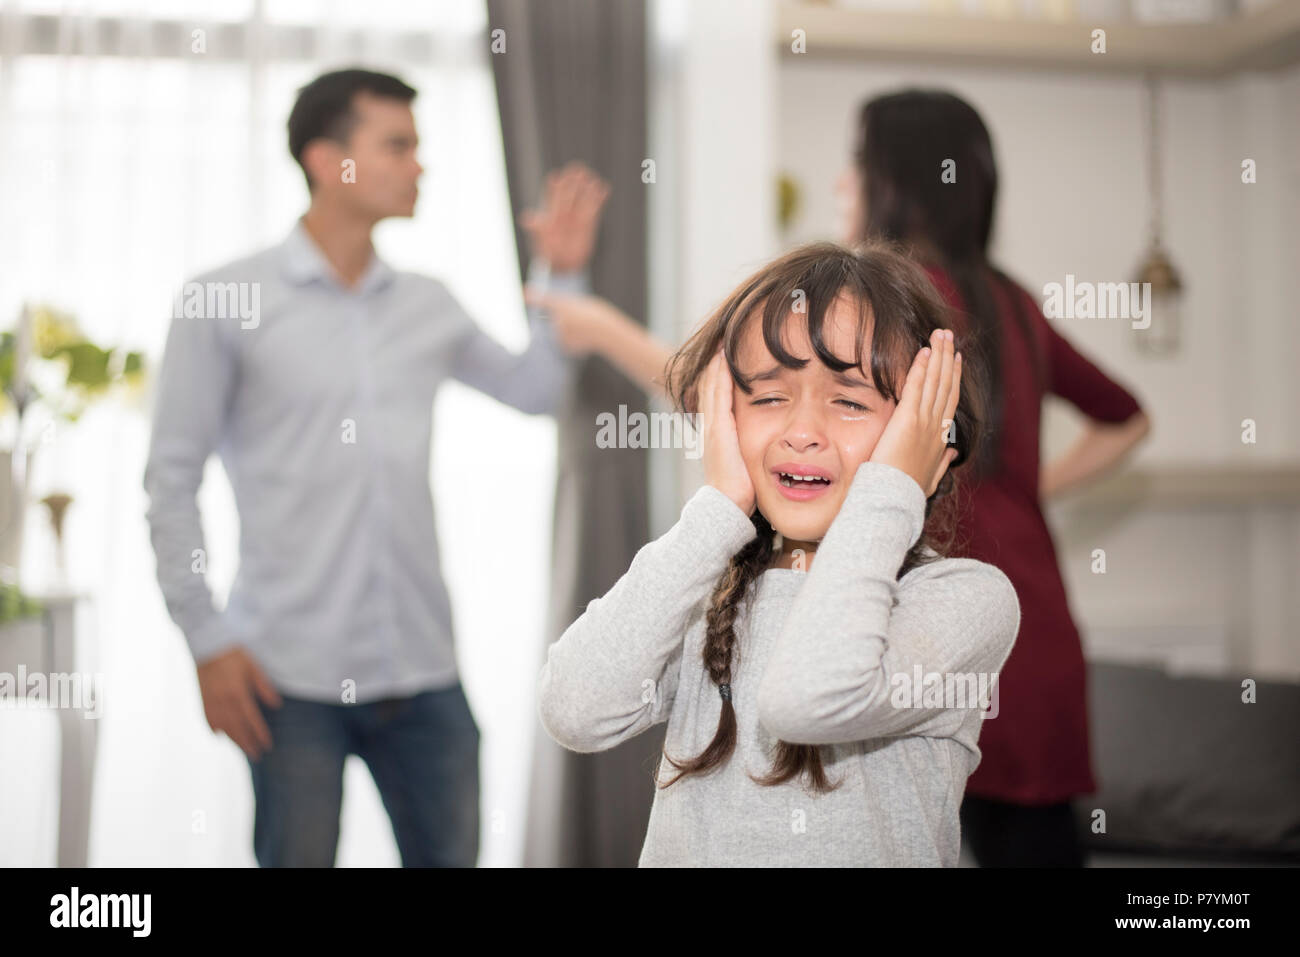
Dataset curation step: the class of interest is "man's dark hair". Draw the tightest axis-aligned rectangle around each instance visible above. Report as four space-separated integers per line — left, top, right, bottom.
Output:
287 68 417 191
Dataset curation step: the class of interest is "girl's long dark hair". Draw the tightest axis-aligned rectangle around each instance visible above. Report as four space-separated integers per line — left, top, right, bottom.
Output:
853 89 1045 479
659 241 991 794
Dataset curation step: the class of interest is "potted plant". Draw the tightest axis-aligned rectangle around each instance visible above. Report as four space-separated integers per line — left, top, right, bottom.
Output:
0 303 145 581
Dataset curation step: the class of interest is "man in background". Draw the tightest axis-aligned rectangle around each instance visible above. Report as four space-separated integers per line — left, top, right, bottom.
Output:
144 68 609 867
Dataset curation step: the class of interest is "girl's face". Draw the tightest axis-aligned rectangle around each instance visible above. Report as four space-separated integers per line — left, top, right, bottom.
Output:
834 164 864 244
732 293 898 546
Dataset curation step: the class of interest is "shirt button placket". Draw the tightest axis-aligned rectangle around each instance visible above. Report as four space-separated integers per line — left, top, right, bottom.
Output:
354 297 400 690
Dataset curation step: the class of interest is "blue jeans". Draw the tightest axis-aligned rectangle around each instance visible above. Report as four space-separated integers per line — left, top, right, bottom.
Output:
247 682 480 867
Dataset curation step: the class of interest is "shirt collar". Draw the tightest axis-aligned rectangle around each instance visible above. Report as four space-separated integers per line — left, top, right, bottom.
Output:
280 217 396 295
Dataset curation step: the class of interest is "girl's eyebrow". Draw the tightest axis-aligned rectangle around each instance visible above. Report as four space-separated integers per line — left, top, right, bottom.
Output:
832 369 877 392
749 364 786 382
748 363 878 392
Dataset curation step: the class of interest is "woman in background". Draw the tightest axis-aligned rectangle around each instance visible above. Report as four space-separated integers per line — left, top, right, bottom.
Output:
835 89 1151 867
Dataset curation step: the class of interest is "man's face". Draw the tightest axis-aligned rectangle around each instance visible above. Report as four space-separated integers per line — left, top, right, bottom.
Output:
732 293 898 544
311 92 422 220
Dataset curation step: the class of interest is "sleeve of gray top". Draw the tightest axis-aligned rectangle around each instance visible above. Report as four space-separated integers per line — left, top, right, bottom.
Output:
756 460 1020 746
445 261 587 416
538 484 757 753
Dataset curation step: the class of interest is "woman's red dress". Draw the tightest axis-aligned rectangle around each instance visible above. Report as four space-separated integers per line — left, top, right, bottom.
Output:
924 263 1145 805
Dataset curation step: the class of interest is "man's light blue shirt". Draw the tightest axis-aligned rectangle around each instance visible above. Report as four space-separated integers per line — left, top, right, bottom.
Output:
144 218 585 703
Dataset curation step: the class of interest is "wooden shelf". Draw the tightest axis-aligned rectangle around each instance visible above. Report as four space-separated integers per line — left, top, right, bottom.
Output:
776 1 1300 75
1054 463 1300 508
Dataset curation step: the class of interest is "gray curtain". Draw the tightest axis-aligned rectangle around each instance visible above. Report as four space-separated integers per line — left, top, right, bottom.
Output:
485 0 658 867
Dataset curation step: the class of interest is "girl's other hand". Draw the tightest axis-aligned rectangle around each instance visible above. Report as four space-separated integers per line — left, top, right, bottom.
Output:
700 348 755 515
868 327 962 497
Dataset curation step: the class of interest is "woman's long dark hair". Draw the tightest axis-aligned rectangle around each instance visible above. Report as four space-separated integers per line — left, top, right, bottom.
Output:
853 89 1045 479
659 241 990 794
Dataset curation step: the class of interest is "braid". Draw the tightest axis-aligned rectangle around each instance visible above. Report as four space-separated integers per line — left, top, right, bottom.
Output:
658 510 774 788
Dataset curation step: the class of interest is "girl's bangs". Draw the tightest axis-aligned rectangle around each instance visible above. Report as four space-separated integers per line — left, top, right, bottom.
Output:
722 263 901 401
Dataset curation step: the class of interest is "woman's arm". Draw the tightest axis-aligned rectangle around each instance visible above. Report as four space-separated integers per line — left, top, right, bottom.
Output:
1027 285 1152 500
587 303 674 399
538 485 756 753
525 290 674 400
756 460 1021 746
1041 410 1151 500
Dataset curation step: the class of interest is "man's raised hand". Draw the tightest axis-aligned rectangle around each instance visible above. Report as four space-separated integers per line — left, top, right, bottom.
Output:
519 161 611 274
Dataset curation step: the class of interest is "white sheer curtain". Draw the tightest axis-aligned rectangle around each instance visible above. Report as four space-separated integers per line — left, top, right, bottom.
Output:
0 0 554 866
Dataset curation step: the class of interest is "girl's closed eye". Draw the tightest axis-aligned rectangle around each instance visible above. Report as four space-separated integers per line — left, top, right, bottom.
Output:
750 396 872 412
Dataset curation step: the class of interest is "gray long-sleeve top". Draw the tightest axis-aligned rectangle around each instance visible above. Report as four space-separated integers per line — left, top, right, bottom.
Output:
538 460 1020 866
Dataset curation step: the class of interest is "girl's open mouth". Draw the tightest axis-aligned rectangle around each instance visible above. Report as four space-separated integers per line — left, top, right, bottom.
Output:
772 469 833 501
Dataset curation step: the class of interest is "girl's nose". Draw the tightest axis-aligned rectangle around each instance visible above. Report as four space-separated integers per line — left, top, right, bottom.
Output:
781 403 826 452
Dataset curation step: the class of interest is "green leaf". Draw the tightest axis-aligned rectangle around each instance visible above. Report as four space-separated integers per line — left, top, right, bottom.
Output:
54 342 113 389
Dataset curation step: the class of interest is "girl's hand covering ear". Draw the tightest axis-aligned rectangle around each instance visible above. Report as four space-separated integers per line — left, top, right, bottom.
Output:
701 348 756 516
868 327 962 498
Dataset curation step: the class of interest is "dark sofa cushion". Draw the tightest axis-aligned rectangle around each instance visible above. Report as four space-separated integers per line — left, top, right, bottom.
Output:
1080 661 1300 860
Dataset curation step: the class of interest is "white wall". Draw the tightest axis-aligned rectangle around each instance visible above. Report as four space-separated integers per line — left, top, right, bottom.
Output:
650 0 781 527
